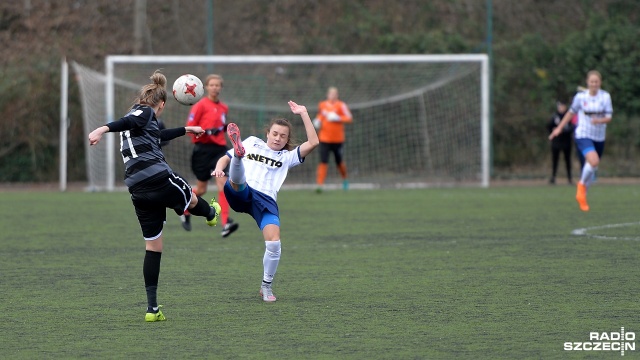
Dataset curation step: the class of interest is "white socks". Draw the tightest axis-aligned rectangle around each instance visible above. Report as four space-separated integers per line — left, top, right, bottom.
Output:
263 240 281 283
580 162 597 187
229 155 246 185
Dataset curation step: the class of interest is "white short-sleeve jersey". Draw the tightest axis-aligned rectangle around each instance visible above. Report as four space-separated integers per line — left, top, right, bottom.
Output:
570 89 613 141
227 136 304 200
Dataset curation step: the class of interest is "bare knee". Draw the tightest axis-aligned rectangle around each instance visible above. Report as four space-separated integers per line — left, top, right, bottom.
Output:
145 237 163 252
262 224 281 241
586 153 600 167
188 192 198 209
194 181 208 196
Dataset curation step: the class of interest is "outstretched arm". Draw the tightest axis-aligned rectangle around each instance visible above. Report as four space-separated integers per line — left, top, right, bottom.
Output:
160 126 204 142
88 125 110 146
212 155 231 178
289 100 319 158
89 116 143 145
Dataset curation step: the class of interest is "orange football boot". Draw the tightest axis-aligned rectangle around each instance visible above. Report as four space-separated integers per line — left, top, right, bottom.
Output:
575 182 589 212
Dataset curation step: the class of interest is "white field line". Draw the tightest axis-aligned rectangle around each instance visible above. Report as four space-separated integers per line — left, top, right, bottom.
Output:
571 222 640 241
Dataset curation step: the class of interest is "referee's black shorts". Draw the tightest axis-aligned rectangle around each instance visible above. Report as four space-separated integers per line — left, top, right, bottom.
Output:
130 172 192 240
191 143 230 181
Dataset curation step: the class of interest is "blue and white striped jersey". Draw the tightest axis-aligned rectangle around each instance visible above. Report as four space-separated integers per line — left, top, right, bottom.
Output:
570 89 613 141
227 136 304 201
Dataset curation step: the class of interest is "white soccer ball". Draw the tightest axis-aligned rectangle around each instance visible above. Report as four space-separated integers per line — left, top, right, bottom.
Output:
172 74 204 105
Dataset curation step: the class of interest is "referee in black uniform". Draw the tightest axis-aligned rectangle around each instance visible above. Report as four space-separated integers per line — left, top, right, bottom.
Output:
88 71 220 322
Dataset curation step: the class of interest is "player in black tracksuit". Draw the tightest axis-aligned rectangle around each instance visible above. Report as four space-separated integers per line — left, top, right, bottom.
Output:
88 71 220 322
546 101 574 184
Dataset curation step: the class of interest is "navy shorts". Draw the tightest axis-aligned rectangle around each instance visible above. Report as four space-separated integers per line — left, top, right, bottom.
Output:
223 181 280 230
130 172 192 240
575 138 605 158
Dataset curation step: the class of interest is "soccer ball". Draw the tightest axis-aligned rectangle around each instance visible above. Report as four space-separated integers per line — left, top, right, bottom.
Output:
172 74 204 105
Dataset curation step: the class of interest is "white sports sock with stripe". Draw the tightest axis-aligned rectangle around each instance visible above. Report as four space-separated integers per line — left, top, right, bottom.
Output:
229 155 246 185
263 240 281 283
580 162 596 186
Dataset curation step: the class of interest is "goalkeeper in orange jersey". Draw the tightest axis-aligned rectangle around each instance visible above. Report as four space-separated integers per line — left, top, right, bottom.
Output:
313 86 353 192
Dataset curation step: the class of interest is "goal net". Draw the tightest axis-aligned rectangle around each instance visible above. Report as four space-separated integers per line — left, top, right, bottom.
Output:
73 55 489 191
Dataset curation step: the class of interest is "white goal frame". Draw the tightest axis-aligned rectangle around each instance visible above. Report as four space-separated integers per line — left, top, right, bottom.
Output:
104 54 490 191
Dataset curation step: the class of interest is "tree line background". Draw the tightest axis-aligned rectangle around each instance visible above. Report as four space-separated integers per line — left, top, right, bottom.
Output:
0 0 638 183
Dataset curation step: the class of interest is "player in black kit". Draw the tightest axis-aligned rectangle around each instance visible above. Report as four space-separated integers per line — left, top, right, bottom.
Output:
88 70 221 322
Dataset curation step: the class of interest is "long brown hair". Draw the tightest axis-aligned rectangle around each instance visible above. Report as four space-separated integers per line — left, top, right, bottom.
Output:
137 70 167 107
264 118 297 151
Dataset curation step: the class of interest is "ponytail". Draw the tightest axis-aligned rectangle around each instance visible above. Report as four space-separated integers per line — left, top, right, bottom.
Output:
137 70 167 107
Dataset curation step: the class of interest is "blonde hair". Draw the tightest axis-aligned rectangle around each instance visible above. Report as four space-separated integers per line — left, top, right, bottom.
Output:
205 74 224 87
137 70 167 107
264 118 296 151
586 70 602 81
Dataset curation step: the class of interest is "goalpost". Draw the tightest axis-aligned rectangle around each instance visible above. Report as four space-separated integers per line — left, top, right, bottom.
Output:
74 54 489 191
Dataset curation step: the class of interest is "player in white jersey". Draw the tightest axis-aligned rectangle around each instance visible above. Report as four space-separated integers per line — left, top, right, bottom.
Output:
212 101 319 302
550 70 613 211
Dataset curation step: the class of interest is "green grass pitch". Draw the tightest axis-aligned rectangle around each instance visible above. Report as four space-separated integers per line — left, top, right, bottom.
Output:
1 185 639 359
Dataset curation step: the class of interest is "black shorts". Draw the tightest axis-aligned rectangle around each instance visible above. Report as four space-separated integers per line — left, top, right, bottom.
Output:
130 172 192 240
319 142 344 164
191 143 230 181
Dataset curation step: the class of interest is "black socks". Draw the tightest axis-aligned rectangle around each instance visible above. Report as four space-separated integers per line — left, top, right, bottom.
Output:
143 250 162 311
189 196 213 219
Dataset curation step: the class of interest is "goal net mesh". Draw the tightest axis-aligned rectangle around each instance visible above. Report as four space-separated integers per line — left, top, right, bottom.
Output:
73 57 485 190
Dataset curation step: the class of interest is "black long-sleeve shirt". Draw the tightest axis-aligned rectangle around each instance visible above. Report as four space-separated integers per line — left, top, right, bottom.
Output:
546 111 574 148
106 104 185 192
